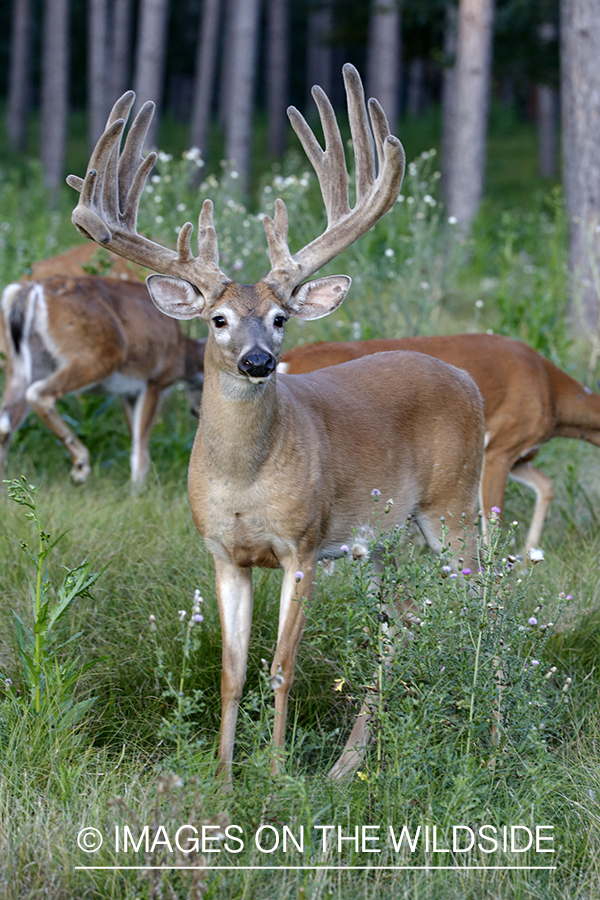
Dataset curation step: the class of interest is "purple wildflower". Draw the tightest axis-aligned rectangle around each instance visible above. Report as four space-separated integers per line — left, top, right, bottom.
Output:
528 617 538 626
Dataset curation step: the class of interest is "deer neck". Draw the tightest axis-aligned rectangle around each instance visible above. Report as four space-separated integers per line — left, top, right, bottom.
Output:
198 340 283 482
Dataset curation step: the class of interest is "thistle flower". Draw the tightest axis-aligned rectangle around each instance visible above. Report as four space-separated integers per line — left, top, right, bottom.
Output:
352 543 369 561
461 568 472 576
528 617 538 626
442 565 452 574
340 544 349 554
295 571 304 582
528 547 544 563
371 488 381 499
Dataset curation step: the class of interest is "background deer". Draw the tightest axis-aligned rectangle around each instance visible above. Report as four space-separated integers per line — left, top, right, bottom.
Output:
0 276 205 486
68 65 485 785
280 333 600 553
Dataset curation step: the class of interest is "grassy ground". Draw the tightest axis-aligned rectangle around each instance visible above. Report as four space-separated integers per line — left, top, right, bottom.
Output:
1 109 599 898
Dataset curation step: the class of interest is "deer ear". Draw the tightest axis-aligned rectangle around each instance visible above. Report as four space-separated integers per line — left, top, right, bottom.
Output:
146 274 206 320
288 275 351 320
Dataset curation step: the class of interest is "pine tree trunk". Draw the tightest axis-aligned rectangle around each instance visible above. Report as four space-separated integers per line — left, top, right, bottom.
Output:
218 0 237 128
306 3 332 104
110 0 134 102
7 0 32 151
536 84 557 178
190 0 221 157
225 0 261 195
441 2 458 204
267 0 288 157
366 0 400 127
88 0 110 147
40 0 69 203
445 0 495 231
406 57 424 117
133 0 170 149
561 0 600 332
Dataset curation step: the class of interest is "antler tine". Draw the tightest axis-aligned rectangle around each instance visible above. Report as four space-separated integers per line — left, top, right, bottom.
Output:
71 119 125 243
118 101 155 212
343 63 376 204
288 91 351 227
368 97 391 172
263 65 406 301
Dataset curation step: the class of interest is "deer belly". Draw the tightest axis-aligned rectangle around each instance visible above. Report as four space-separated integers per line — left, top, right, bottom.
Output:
100 372 146 397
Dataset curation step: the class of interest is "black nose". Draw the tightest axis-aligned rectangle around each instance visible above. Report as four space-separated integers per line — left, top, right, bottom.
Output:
238 350 276 379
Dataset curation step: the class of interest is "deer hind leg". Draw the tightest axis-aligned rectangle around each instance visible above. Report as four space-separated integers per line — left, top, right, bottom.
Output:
508 462 553 555
128 383 161 489
214 558 254 789
269 557 317 776
24 358 118 483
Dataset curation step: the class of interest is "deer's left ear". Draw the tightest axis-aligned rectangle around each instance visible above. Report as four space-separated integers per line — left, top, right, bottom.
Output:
146 274 207 319
287 275 351 320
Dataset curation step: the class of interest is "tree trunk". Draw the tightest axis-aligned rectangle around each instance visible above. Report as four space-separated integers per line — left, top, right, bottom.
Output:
536 84 557 178
110 0 134 102
406 57 424 117
267 0 288 157
561 0 600 332
133 0 170 149
445 0 495 231
306 2 332 103
190 0 221 157
225 0 261 195
88 0 110 147
366 0 400 127
40 0 69 203
7 0 32 152
441 2 458 203
218 0 237 128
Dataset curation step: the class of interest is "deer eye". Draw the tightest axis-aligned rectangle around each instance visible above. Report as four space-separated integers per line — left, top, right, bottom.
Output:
212 315 227 329
273 315 286 328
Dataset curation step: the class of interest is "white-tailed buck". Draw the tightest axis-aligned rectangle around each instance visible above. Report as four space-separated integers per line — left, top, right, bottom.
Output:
0 276 205 485
68 65 485 784
280 333 600 553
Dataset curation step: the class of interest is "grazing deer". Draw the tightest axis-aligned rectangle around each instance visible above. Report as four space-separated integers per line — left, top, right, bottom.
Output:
68 66 485 785
280 334 600 553
0 276 206 486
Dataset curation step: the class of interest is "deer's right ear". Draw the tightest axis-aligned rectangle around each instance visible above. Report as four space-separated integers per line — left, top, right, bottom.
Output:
146 274 206 320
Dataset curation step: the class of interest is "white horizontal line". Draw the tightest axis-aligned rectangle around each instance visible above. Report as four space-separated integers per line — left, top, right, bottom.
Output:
75 865 558 871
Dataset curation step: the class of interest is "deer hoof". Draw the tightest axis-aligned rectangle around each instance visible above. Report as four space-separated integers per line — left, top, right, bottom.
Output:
70 459 91 483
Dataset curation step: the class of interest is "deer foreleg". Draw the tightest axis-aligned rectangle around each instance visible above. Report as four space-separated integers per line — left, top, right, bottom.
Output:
129 384 161 488
269 559 316 774
214 558 254 788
